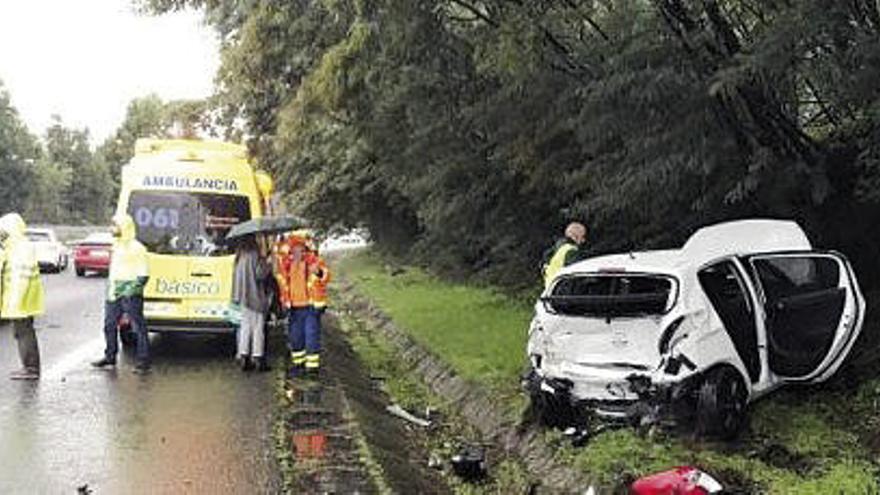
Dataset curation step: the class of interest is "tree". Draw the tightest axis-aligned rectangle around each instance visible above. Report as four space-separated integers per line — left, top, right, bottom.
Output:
44 116 112 224
0 80 39 215
136 0 880 291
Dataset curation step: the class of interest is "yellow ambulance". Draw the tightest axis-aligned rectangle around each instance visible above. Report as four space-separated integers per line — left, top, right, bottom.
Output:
115 139 273 333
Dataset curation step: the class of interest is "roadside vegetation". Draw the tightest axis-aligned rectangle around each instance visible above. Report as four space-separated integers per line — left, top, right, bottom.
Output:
338 250 880 493
334 283 534 494
0 80 211 225
140 0 880 300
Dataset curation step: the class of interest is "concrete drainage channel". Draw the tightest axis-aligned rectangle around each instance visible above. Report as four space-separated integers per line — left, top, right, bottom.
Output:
332 280 594 493
274 280 593 494
275 308 449 494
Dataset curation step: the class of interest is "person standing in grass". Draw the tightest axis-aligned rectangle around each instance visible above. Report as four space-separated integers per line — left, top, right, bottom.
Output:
541 222 587 288
232 234 273 372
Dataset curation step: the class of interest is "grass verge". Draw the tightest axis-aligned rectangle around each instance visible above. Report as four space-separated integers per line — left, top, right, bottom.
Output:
337 250 880 493
334 288 535 494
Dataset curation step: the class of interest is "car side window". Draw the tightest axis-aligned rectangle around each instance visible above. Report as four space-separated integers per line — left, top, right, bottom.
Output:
699 260 761 382
752 257 839 303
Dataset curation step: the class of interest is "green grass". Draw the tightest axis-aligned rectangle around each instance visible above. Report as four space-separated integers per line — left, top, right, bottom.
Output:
336 250 880 493
334 294 535 494
337 251 532 396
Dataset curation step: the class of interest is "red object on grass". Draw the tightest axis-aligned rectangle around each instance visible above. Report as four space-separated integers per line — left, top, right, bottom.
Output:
630 466 722 495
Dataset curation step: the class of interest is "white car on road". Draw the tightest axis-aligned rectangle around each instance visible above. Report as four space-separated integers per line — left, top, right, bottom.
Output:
26 228 69 273
526 220 865 438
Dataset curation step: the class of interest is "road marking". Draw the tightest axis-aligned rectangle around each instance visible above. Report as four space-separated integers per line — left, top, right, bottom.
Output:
42 337 105 381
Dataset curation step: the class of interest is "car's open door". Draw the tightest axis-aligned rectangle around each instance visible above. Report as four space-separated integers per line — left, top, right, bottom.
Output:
745 251 865 382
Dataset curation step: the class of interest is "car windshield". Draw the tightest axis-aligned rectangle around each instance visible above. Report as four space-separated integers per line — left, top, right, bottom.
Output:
26 231 50 242
128 190 251 256
546 274 676 317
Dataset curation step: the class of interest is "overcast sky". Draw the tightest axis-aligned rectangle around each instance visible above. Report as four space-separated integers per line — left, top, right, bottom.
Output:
0 0 219 144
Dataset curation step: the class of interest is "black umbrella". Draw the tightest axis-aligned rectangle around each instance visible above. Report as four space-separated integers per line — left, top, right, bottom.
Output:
225 216 308 241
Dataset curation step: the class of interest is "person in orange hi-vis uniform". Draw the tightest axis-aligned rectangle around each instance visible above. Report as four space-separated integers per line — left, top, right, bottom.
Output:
274 232 330 376
303 242 330 372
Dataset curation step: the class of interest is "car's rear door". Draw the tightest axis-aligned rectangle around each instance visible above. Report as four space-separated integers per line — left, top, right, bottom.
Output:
745 251 864 382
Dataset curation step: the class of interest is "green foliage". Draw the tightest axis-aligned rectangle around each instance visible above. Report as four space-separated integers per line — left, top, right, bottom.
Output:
0 82 39 214
41 116 112 224
139 0 880 291
337 250 531 397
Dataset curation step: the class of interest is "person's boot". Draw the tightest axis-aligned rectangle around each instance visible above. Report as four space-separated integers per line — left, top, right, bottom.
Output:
256 357 271 373
240 356 254 372
9 368 39 380
91 357 116 368
132 362 151 375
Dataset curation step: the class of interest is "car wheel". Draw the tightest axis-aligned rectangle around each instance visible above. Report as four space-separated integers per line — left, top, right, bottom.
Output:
75 267 85 277
696 366 748 440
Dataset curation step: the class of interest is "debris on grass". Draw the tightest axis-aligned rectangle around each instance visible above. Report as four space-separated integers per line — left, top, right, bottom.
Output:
386 403 433 428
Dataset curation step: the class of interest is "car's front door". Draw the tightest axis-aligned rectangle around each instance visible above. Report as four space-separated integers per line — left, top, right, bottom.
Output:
745 252 864 382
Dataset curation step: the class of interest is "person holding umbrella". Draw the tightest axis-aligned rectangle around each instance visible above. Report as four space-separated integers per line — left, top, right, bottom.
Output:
231 233 273 372
225 215 305 371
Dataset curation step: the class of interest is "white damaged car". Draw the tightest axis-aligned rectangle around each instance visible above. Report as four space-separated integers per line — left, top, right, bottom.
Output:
525 220 865 438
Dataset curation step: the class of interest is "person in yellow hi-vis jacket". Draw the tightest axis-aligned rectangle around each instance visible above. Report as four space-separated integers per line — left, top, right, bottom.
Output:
91 214 150 373
541 222 587 288
0 213 45 380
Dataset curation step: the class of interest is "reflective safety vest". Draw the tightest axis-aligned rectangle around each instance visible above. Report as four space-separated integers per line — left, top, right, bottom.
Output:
306 253 330 309
0 214 44 318
274 240 310 308
274 239 330 309
543 241 577 288
107 214 149 301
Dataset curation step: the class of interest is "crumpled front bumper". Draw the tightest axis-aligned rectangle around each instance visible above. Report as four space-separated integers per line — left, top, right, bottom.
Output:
523 366 700 426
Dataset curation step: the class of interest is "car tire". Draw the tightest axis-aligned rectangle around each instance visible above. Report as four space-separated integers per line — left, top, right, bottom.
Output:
696 366 748 440
75 267 85 277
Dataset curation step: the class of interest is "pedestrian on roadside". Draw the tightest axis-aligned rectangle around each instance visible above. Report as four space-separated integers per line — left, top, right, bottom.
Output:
232 234 273 372
91 214 151 373
541 221 587 288
274 232 328 376
0 213 45 380
303 239 330 373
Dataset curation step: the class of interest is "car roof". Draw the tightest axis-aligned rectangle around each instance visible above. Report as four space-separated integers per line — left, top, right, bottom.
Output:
559 219 811 277
25 228 52 234
682 219 811 262
81 232 113 243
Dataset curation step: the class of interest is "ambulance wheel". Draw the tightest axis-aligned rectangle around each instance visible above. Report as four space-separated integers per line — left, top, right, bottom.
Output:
696 366 748 440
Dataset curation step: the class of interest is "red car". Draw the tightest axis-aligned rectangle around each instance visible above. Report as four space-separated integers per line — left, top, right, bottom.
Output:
73 232 113 277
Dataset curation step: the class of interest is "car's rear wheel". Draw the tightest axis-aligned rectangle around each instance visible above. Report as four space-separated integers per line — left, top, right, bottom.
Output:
75 267 85 277
696 366 748 440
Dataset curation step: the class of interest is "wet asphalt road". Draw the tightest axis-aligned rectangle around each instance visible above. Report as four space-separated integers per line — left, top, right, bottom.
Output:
0 269 280 494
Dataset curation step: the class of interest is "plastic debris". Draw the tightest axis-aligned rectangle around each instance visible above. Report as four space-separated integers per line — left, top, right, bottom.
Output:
630 466 723 495
386 404 432 427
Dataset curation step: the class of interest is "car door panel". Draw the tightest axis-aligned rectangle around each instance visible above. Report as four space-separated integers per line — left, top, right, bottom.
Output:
746 252 864 382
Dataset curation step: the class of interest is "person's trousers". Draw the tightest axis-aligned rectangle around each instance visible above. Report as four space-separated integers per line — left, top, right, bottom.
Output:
288 307 321 369
103 296 150 364
237 306 266 358
8 318 39 372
